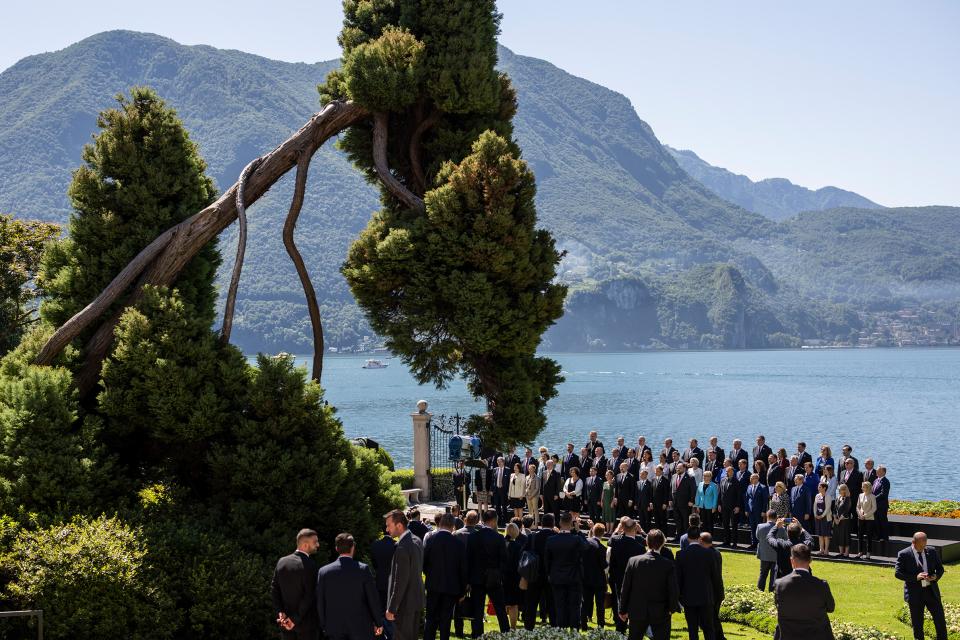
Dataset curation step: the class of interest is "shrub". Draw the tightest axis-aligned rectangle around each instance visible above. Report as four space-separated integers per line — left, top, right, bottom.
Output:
897 602 960 639
376 446 396 471
1 515 177 640
430 467 454 500
390 468 416 489
482 629 625 640
890 500 960 519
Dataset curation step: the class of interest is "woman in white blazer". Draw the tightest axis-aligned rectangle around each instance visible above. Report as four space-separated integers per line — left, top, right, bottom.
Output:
856 481 878 559
508 462 526 521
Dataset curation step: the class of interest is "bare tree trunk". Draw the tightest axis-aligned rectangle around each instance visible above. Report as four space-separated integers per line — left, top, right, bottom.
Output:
36 100 368 392
282 154 324 383
372 111 424 213
220 157 263 345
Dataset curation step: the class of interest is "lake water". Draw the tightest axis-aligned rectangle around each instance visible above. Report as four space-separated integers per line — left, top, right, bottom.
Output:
285 349 960 501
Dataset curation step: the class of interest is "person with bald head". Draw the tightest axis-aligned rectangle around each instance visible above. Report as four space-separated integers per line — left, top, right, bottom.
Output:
896 532 948 640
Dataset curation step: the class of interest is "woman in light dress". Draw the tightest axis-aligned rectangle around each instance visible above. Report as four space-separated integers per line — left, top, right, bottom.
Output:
524 463 541 528
508 462 526 521
813 481 834 556
639 449 658 479
856 480 877 559
687 457 704 485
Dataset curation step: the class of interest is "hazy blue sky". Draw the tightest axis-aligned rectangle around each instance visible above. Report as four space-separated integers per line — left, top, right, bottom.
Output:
3 1 957 207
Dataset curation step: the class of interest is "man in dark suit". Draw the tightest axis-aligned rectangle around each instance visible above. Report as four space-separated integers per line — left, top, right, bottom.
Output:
583 465 604 523
652 466 670 533
523 513 557 629
491 457 511 526
676 530 722 639
615 462 637 518
752 435 773 469
704 449 723 485
660 438 679 465
384 510 425 640
561 442 580 477
838 444 859 474
607 518 647 634
521 448 537 477
681 438 705 466
316 533 383 640
718 466 742 548
370 529 397 640
789 475 813 533
745 474 769 548
767 520 814 580
544 512 588 629
541 460 562 520
407 509 432 542
592 446 609 479
706 436 725 470
896 532 948 640
453 461 471 512
863 458 878 485
773 544 835 640
272 529 321 639
669 462 696 542
581 523 608 629
701 533 726 640
618 529 679 640
585 431 605 457
579 447 594 475
423 514 467 640
636 436 653 460
466 510 510 636
795 442 813 470
636 469 655 532
726 439 748 469
504 448 522 473
452 511 480 637
873 466 891 541
839 458 863 524
666 450 682 479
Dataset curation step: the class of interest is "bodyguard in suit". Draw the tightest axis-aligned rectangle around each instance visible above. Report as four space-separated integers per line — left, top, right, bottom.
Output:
745 475 770 547
581 524 609 629
701 533 726 640
618 529 679 640
544 512 588 629
895 532 948 640
491 457 511 526
407 509 432 542
272 529 321 639
370 529 397 640
718 466 742 547
669 463 696 542
756 510 786 591
676 532 722 639
752 435 773 469
452 511 480 637
453 461 471 512
316 533 383 640
523 513 557 630
773 544 835 640
607 518 647 634
384 510 425 640
873 466 891 541
466 510 510 636
423 514 467 640
636 469 655 532
541 460 562 520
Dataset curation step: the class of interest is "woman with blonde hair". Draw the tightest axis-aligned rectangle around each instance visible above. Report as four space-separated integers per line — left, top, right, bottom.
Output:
816 445 834 477
834 483 853 558
508 462 526 521
769 481 790 518
856 480 877 559
503 522 523 628
523 463 541 527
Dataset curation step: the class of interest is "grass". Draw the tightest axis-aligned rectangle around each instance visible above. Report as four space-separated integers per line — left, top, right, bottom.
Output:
471 547 960 637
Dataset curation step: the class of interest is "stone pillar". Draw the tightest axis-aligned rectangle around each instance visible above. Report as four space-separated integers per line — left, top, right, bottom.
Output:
412 399 432 501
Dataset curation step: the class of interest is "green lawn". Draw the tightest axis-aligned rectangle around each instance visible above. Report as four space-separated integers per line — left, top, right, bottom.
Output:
473 548 959 637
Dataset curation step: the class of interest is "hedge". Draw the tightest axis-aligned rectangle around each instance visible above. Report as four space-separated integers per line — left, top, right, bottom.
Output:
388 467 453 499
720 585 898 640
390 468 415 489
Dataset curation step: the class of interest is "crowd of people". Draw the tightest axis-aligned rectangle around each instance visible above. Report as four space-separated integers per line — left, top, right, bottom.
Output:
454 432 892 559
269 432 950 640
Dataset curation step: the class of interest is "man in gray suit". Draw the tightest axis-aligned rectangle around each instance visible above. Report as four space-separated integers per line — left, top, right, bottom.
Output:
756 510 785 592
385 510 425 640
773 544 835 640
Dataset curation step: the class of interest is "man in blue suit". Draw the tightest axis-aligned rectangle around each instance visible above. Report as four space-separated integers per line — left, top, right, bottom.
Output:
789 475 813 533
316 533 383 640
895 532 948 640
423 513 467 640
369 529 396 640
744 473 769 548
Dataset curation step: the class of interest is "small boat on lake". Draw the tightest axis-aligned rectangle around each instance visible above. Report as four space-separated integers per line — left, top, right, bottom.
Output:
362 359 388 369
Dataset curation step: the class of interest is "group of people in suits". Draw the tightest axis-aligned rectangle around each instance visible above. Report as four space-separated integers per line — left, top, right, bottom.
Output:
453 432 892 562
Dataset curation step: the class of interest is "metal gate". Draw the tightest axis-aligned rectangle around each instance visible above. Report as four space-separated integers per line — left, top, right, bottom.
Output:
429 413 466 501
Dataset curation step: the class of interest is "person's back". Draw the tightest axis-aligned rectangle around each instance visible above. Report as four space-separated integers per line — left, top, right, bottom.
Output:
467 525 507 582
675 543 718 608
581 535 607 590
608 531 647 586
618 529 679 640
316 535 382 640
544 529 585 585
370 533 397 605
271 529 321 638
424 528 466 596
773 544 834 640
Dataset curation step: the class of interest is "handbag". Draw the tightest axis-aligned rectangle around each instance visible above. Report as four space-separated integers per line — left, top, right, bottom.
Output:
518 550 540 583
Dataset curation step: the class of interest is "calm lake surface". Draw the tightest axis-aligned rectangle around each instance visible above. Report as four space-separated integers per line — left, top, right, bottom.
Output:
282 349 960 500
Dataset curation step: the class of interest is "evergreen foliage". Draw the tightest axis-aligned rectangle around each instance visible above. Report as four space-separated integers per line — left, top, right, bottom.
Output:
40 87 219 333
329 1 565 446
0 214 59 355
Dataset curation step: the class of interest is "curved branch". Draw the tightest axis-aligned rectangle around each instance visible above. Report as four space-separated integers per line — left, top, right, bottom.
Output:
372 111 425 213
220 157 263 345
283 153 324 382
36 100 369 377
408 109 440 195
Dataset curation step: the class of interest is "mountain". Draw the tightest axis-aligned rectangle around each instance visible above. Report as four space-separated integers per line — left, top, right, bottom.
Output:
1 31 956 353
666 146 883 221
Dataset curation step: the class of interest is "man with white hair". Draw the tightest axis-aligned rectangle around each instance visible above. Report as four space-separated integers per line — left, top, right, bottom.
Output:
896 532 947 640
